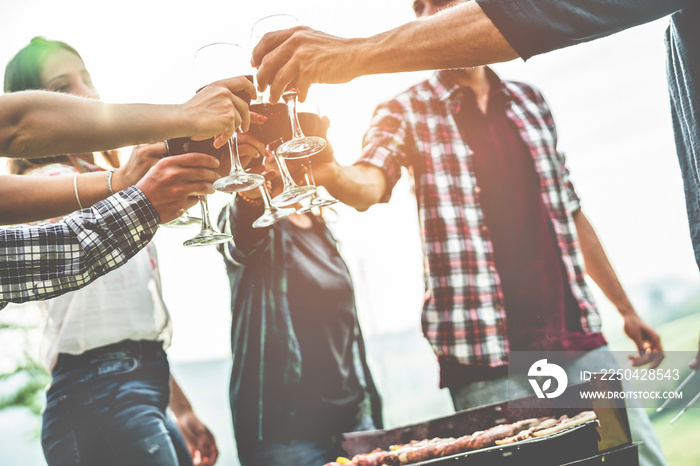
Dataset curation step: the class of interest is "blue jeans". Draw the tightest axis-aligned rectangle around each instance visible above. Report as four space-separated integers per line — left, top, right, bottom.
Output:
236 414 376 466
449 347 666 466
41 340 192 466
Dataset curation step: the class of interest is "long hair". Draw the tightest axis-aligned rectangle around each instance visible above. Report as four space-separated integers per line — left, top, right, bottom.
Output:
4 37 119 174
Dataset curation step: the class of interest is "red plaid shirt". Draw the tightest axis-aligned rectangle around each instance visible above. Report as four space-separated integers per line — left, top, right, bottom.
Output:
358 69 602 367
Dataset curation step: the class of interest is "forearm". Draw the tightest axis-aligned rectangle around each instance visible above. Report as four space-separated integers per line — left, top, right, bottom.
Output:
0 173 127 225
0 91 192 158
0 187 158 307
356 2 517 76
169 376 194 418
574 210 635 316
321 164 386 212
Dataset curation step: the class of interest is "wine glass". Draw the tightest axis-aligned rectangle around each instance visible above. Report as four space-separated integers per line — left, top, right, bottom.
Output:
194 42 265 193
250 15 327 160
304 160 338 208
183 195 232 247
162 210 201 228
252 184 295 228
275 89 327 159
269 140 316 208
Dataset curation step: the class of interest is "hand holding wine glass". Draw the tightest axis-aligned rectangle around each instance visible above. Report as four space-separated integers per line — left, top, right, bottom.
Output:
193 42 265 193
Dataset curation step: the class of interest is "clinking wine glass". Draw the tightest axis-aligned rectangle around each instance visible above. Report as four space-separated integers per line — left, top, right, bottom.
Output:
304 159 338 208
244 155 295 228
250 14 327 159
275 89 327 159
269 140 316 208
162 210 201 228
165 136 232 246
193 42 265 193
252 183 295 228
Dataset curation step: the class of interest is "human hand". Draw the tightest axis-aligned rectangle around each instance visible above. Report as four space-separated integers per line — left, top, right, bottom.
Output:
301 116 339 187
112 143 167 191
624 314 664 369
690 332 700 370
135 153 219 223
251 26 358 103
236 131 267 171
182 76 257 148
176 411 219 466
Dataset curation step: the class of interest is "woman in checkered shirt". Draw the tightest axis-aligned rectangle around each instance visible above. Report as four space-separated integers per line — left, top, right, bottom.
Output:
5 37 218 466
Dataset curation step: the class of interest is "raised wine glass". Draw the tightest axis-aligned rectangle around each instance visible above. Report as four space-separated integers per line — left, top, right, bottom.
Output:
194 42 265 193
269 139 316 208
253 183 295 228
250 15 327 160
162 210 201 228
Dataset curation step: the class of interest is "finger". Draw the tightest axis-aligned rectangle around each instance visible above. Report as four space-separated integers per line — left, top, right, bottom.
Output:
172 152 221 169
649 351 664 369
248 111 269 126
230 94 251 133
213 134 229 149
251 28 297 73
267 60 297 103
183 181 215 197
221 76 257 102
238 135 266 158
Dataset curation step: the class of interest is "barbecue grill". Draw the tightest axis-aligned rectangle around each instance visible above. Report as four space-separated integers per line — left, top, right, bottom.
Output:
341 377 638 465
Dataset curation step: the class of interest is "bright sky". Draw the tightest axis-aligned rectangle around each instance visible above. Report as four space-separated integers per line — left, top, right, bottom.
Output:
1 1 697 362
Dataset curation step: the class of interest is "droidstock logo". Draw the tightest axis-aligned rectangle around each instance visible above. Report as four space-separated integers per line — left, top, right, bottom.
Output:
528 359 568 399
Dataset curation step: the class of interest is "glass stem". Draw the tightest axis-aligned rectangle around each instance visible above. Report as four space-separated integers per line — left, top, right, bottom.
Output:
259 185 274 211
198 196 214 230
304 161 316 187
228 134 244 173
273 151 297 189
283 91 305 139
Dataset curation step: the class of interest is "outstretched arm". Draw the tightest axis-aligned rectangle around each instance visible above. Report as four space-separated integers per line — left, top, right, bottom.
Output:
574 210 664 368
253 2 514 102
0 76 255 158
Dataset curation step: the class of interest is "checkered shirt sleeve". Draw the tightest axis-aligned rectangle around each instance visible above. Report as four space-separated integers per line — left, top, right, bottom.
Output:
0 187 158 310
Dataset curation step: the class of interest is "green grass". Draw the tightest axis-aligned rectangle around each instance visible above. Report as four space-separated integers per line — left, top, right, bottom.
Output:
652 407 700 465
643 312 700 464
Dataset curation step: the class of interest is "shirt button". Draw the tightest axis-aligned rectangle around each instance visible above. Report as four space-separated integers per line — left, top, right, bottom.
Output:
474 186 482 194
488 265 497 273
480 225 489 233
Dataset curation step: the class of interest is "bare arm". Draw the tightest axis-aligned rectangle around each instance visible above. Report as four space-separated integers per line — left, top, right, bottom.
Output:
574 210 664 368
310 145 387 211
253 2 516 102
170 376 219 466
0 144 166 225
0 76 255 158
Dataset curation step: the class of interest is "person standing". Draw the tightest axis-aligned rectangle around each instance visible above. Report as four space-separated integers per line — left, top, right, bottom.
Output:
217 146 382 466
4 37 222 466
306 2 667 464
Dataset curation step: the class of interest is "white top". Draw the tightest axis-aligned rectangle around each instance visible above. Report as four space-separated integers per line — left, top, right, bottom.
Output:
28 163 172 371
39 243 172 371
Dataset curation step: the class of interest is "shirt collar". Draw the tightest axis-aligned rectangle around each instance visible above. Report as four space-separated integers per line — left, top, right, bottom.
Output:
431 67 512 104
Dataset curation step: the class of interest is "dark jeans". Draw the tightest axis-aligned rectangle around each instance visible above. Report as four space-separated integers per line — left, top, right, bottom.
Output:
41 340 192 466
236 413 376 466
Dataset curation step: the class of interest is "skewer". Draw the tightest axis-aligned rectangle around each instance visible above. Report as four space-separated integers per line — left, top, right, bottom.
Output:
669 390 700 424
656 369 697 412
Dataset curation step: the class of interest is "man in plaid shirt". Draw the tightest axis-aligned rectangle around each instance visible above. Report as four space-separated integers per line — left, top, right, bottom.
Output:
310 2 666 464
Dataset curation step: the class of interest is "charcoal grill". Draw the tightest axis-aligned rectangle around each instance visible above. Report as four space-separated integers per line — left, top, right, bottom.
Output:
341 377 638 465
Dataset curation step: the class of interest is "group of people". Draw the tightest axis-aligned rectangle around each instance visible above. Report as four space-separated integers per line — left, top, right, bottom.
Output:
1 1 699 466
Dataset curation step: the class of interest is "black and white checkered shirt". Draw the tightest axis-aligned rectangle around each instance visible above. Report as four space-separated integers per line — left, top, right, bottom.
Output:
0 187 159 310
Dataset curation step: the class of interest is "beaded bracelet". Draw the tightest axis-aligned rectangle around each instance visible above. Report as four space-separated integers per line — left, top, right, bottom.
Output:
237 193 263 206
